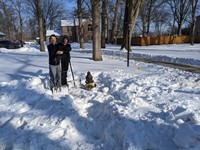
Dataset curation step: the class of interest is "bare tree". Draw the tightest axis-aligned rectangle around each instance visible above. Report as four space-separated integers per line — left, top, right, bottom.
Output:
190 0 199 45
101 0 107 48
0 0 18 39
42 0 64 36
153 7 170 36
77 0 85 49
90 0 102 61
83 0 92 12
138 0 154 36
146 0 154 36
138 3 147 36
117 2 125 34
36 0 45 52
24 18 38 40
137 0 167 36
26 0 65 39
9 0 25 45
110 0 122 43
0 0 84 42
121 0 144 50
167 0 191 36
106 1 115 43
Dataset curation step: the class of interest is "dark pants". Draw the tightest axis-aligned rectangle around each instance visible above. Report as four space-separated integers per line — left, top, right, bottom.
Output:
61 60 69 86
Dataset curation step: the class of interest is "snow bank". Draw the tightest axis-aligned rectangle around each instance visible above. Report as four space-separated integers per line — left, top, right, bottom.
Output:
174 123 200 149
1 69 199 149
0 44 45 53
0 44 200 149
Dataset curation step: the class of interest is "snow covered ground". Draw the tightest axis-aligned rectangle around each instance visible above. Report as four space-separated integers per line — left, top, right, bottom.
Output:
113 44 200 66
73 43 200 66
0 44 200 150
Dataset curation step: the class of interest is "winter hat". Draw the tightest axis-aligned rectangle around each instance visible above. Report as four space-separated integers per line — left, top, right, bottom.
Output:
62 35 69 43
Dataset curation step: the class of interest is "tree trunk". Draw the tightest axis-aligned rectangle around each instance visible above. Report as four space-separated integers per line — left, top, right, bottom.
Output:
146 0 153 36
191 0 195 45
77 0 85 49
177 22 182 36
121 0 144 50
36 0 45 52
110 0 121 44
43 18 47 41
73 19 78 42
101 0 107 48
171 16 176 35
191 0 198 45
91 0 102 61
19 11 23 47
106 16 110 43
121 1 129 50
141 16 147 36
118 4 124 33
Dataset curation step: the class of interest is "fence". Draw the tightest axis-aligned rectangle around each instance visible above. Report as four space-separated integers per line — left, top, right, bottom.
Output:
117 35 200 46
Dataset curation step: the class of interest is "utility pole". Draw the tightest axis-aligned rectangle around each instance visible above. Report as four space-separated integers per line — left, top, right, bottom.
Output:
127 24 130 67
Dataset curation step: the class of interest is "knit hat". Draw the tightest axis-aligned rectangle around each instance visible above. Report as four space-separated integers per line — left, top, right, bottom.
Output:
62 35 69 43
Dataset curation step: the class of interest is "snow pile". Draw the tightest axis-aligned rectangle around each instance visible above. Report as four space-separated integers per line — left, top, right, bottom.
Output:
17 46 39 52
1 69 199 149
0 45 41 53
0 44 200 149
0 76 78 150
174 123 200 149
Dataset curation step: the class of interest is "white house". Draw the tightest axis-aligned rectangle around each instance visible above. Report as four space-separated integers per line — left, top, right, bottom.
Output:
0 32 5 40
46 30 62 42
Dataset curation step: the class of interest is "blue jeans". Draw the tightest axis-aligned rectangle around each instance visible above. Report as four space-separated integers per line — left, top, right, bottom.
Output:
49 65 61 89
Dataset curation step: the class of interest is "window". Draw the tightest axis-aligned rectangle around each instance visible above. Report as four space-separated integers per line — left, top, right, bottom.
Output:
89 36 92 40
88 24 92 31
68 27 72 32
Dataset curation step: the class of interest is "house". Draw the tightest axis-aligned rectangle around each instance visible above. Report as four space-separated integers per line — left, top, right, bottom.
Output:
195 15 200 36
61 18 93 43
46 30 62 42
0 32 5 40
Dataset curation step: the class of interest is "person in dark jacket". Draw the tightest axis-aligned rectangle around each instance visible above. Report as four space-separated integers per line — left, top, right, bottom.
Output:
57 36 71 86
47 34 63 92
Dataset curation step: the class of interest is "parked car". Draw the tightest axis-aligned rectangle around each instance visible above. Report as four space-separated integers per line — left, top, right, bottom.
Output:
0 40 21 49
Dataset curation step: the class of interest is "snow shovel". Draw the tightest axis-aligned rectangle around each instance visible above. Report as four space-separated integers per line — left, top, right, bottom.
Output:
69 61 75 87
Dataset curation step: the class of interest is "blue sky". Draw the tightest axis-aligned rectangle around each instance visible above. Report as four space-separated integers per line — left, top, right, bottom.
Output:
63 1 76 18
64 1 76 10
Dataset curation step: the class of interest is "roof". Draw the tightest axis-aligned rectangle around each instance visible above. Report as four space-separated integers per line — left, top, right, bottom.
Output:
46 30 62 36
0 32 5 36
61 19 89 27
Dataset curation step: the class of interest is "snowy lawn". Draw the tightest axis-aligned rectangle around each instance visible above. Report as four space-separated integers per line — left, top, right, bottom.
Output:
0 44 200 150
84 43 200 66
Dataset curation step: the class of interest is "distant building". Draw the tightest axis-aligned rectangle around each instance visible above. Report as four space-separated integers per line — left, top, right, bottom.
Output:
195 15 200 36
46 30 62 42
61 18 93 42
0 32 5 40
